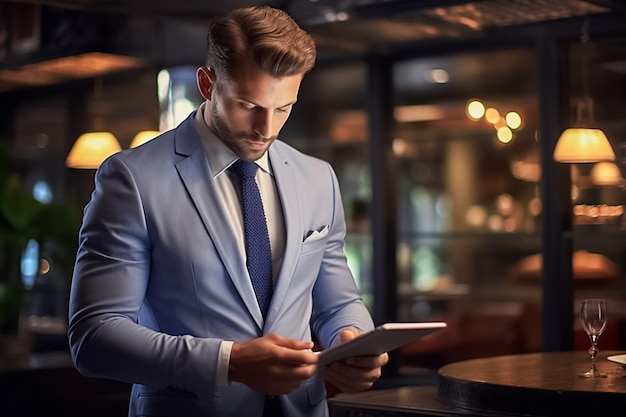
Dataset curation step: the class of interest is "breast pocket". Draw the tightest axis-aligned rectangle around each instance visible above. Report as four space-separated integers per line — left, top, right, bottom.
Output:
301 225 329 254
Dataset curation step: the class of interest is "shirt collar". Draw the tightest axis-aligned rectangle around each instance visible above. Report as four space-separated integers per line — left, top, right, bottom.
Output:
193 103 272 177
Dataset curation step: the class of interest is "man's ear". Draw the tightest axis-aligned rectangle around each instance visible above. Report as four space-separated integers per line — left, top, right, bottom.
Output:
196 66 215 100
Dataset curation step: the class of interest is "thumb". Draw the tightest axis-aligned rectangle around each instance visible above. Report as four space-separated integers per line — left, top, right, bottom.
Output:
339 327 361 343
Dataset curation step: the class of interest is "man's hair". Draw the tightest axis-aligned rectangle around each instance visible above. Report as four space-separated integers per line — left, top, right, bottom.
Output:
206 5 316 80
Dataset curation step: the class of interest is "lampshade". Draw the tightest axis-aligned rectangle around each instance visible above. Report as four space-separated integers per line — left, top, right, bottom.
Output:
130 130 160 148
66 131 122 169
590 161 622 186
553 128 615 163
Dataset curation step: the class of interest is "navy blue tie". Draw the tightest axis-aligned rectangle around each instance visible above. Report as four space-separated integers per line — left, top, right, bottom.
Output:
230 160 274 318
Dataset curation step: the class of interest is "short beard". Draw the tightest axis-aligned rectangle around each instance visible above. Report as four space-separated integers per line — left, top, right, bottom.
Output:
210 104 276 161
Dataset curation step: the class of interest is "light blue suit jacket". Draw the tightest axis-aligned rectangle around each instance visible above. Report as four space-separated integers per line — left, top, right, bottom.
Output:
68 112 374 417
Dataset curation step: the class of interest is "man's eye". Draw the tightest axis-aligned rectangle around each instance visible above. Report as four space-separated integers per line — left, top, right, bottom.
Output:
239 103 255 110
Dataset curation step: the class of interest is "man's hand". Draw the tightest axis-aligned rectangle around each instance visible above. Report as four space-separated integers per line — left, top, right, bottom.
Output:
229 334 319 395
320 327 389 393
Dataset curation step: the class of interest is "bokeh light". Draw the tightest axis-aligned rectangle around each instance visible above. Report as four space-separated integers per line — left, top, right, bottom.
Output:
485 108 500 124
497 126 513 143
505 111 522 129
467 100 485 120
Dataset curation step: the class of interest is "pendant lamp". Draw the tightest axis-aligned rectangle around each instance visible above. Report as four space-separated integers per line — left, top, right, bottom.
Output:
130 130 160 148
553 98 615 163
590 161 622 186
553 18 615 164
66 78 122 169
66 130 122 169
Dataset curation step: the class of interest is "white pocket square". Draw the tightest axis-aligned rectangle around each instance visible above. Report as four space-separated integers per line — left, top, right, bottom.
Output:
303 225 329 242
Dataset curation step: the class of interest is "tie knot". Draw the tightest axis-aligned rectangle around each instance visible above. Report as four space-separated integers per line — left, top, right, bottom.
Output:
231 159 258 180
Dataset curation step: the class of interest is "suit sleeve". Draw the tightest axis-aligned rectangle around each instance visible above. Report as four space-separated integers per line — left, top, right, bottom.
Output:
67 155 221 398
309 162 375 348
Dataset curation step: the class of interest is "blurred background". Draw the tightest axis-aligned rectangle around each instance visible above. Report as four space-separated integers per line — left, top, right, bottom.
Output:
0 0 626 415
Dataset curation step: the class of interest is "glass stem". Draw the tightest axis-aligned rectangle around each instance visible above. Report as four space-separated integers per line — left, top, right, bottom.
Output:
589 335 599 370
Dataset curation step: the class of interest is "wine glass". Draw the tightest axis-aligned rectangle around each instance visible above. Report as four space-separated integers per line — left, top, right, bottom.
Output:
579 299 608 378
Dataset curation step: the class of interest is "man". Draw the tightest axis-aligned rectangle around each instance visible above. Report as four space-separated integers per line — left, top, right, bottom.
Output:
68 5 387 417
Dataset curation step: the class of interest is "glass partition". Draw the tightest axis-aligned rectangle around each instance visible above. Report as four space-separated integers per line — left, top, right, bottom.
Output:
391 48 542 368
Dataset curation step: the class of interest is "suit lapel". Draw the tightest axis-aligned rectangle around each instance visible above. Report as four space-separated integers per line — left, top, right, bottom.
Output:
174 115 264 330
266 146 302 327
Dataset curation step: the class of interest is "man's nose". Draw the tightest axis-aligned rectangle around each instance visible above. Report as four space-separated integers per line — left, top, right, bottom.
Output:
252 110 273 138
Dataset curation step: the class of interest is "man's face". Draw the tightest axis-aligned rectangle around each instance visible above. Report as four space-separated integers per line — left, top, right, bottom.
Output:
201 65 303 161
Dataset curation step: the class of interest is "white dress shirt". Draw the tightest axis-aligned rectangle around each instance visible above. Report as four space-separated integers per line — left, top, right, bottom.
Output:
193 104 286 386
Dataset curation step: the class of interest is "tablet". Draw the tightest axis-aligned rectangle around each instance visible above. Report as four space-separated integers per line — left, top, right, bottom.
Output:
317 322 447 367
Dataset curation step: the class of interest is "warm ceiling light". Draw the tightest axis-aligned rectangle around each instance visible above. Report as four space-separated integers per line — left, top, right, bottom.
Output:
553 128 615 163
466 100 485 120
497 126 513 143
553 96 615 162
66 131 122 169
554 97 614 162
485 108 500 124
505 112 522 129
555 19 615 164
494 117 507 130
130 130 160 148
590 162 622 186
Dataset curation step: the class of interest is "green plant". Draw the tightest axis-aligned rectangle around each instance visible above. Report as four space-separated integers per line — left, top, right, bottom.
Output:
0 139 81 334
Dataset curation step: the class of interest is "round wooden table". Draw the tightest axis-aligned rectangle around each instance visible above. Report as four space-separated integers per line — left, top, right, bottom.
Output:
438 350 626 416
